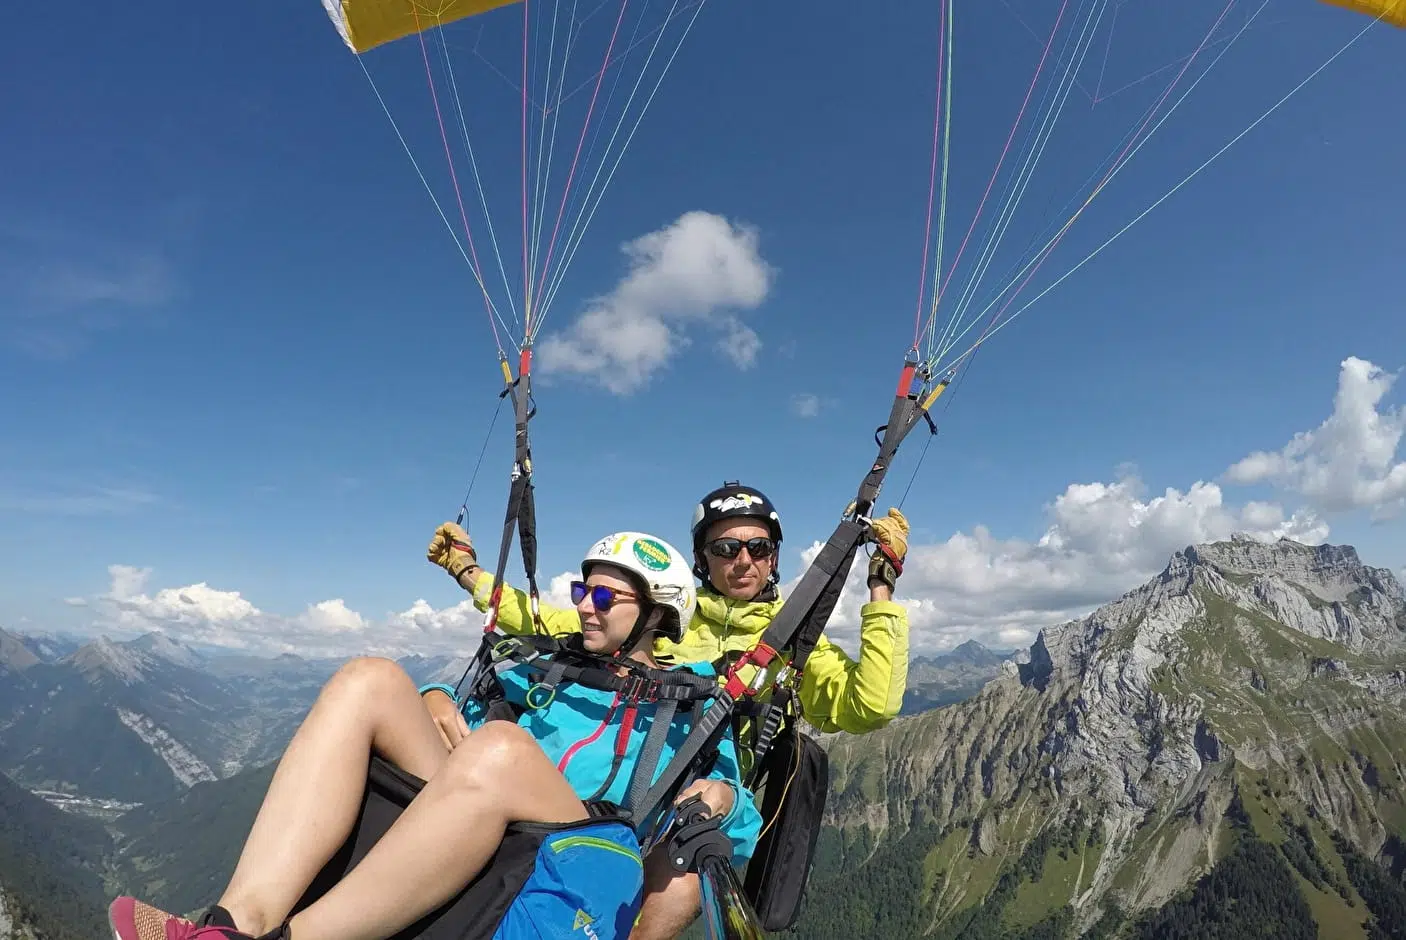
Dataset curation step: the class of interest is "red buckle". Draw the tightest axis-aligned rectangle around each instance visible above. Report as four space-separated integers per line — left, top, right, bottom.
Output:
722 643 779 699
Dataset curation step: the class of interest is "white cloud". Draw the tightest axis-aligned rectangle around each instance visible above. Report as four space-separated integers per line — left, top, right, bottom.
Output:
791 393 821 418
107 564 259 627
1225 356 1406 519
797 473 1328 657
296 599 369 634
718 319 762 369
76 563 583 660
538 211 773 394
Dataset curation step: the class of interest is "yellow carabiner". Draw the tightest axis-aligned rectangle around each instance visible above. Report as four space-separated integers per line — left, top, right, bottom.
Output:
525 683 557 710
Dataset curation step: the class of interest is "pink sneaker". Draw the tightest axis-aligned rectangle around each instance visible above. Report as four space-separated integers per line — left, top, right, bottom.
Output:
108 897 252 940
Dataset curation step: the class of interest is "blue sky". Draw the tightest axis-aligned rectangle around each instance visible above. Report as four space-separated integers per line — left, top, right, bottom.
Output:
2 0 1403 656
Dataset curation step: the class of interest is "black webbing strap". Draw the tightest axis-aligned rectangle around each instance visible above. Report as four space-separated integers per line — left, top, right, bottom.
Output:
484 349 539 634
453 350 539 700
491 634 720 704
623 696 678 817
757 520 867 675
631 688 737 831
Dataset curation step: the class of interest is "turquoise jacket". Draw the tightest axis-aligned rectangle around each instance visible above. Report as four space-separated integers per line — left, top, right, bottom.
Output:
420 657 761 867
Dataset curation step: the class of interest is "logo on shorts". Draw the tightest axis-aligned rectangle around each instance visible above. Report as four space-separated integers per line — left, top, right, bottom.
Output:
632 537 671 571
573 910 598 938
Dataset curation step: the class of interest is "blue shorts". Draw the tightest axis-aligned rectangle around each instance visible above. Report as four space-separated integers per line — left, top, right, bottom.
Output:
494 819 644 940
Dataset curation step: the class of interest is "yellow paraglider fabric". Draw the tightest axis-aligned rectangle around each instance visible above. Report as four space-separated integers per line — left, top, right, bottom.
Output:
322 0 524 54
1317 0 1406 28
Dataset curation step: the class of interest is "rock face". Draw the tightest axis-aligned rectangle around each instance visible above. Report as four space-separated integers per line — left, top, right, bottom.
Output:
811 537 1406 934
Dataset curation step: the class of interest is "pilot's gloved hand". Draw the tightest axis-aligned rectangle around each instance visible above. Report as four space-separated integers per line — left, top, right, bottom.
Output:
428 521 480 583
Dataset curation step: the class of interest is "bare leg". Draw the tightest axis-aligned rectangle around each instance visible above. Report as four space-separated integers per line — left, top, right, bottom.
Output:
287 721 590 940
218 657 450 935
631 853 702 940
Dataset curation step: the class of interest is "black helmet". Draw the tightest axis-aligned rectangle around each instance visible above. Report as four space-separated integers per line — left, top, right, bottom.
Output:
690 481 783 583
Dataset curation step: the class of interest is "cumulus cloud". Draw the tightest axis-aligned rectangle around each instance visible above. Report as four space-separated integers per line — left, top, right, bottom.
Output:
1225 356 1406 519
538 211 773 394
791 393 821 418
802 473 1327 657
77 562 586 660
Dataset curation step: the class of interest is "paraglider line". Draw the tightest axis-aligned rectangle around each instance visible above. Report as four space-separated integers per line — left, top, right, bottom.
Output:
923 0 1071 341
412 16 504 348
944 0 1256 354
967 0 1242 355
929 0 1085 359
523 0 533 334
937 0 1244 370
978 8 1381 353
913 0 950 348
533 0 633 310
944 0 1111 347
459 393 508 520
996 0 1097 104
352 57 510 353
436 25 522 330
555 1 705 108
528 0 575 319
926 0 956 365
1094 26 1246 106
534 0 708 328
1093 0 1119 103
541 0 646 280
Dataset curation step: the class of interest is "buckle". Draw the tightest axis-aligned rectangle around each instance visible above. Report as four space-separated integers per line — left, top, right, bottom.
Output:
621 675 661 703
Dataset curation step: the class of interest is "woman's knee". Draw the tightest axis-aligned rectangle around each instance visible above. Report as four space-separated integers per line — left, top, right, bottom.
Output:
439 721 537 788
322 656 415 704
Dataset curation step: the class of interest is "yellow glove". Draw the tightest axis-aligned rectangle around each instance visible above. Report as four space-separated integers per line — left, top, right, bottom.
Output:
427 522 479 582
870 507 909 561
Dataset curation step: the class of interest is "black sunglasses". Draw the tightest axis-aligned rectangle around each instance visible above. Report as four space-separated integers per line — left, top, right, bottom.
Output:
706 536 777 560
570 580 639 612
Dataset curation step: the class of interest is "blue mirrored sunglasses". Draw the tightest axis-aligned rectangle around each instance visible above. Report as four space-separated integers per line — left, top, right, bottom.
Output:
570 580 639 611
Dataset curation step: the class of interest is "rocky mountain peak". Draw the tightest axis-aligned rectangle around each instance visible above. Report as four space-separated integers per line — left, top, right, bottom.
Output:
66 637 154 685
0 627 40 672
128 632 206 670
1025 537 1405 692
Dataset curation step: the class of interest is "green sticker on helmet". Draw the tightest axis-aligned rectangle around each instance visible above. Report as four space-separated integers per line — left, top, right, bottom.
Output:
633 537 671 571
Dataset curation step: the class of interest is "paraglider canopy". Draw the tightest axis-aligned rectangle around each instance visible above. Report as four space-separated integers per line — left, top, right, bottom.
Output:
1318 0 1406 28
322 0 523 54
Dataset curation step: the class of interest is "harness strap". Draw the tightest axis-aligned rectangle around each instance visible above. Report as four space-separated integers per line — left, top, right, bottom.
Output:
497 634 719 703
623 696 677 818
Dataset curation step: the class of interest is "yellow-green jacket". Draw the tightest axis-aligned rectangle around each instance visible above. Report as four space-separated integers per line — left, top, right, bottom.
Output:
466 574 909 736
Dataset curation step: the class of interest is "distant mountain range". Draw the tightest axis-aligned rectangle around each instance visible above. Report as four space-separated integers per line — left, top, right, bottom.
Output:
902 639 1022 715
0 628 456 809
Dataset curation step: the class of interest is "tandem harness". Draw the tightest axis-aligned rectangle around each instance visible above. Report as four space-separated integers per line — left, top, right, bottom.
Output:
322 349 947 938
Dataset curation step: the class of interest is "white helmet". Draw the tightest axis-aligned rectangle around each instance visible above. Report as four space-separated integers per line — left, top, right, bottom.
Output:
581 532 696 643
